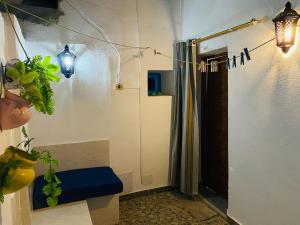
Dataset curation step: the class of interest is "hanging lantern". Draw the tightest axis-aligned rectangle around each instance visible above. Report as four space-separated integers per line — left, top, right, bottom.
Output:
57 45 76 78
273 2 300 53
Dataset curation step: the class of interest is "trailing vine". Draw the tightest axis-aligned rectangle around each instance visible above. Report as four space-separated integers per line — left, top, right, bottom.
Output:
0 127 62 207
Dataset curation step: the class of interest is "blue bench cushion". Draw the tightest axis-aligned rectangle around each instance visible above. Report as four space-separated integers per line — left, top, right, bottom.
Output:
32 167 123 210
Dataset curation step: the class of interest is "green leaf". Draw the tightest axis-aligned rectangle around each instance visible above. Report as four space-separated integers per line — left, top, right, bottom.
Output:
52 187 62 197
46 197 58 207
22 127 28 138
7 160 21 169
54 175 61 184
44 170 54 182
42 183 52 195
47 64 60 73
21 85 43 104
20 71 39 84
15 55 60 115
52 159 59 167
32 55 42 62
42 56 51 66
28 149 40 161
14 61 25 75
46 72 60 82
24 138 34 148
6 67 21 80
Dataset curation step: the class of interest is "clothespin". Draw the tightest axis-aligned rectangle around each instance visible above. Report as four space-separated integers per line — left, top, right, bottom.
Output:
211 61 218 73
199 60 207 73
226 58 231 70
197 63 201 71
244 48 251 61
232 56 237 68
240 52 245 65
154 49 161 55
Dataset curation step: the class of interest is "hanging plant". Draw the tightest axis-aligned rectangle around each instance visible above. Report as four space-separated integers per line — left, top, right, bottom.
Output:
0 127 62 207
5 55 61 115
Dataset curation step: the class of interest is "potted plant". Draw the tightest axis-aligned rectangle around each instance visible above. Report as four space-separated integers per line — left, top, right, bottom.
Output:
0 127 62 207
5 55 61 115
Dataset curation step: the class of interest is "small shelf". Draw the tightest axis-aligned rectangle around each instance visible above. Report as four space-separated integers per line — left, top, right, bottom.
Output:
147 70 175 96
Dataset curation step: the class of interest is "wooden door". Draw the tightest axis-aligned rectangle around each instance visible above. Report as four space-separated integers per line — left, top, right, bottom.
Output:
200 53 228 198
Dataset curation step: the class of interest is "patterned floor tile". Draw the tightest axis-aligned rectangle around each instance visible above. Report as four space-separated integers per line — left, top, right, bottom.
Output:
117 191 229 225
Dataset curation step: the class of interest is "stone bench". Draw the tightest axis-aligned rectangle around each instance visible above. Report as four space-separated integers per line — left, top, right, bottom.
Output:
32 167 123 210
26 140 123 225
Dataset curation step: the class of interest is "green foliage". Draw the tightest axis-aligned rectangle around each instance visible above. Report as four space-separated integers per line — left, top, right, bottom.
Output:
6 56 60 115
0 127 61 207
0 148 21 203
40 151 62 207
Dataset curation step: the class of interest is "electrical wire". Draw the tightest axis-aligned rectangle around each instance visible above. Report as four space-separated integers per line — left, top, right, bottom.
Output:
1 0 30 61
64 0 121 84
0 0 278 71
2 0 150 50
135 0 145 184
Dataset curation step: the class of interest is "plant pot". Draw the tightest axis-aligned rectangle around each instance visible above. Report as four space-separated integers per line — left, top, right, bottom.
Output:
0 148 37 194
0 90 32 130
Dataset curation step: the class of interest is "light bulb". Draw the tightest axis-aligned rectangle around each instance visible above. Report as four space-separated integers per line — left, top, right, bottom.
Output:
284 27 293 42
63 56 73 69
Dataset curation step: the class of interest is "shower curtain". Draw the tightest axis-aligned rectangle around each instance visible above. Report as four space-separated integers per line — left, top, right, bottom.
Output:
170 40 200 196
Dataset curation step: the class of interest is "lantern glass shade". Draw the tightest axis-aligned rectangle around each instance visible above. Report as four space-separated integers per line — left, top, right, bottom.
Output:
273 2 300 53
57 45 76 78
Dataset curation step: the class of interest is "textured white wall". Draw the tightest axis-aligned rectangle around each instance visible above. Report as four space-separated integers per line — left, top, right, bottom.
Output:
0 12 26 225
23 0 180 193
182 0 300 224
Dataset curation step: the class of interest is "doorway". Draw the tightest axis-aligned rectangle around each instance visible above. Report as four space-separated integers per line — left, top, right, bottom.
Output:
197 51 228 214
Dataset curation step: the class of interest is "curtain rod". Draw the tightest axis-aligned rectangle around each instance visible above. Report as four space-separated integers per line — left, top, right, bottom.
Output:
194 18 265 44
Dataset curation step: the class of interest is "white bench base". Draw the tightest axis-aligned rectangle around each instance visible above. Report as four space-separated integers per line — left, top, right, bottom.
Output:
31 195 120 225
88 195 120 225
31 201 93 225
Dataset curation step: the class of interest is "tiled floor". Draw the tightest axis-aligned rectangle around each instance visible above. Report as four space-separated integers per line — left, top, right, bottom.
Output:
118 191 229 225
198 186 228 214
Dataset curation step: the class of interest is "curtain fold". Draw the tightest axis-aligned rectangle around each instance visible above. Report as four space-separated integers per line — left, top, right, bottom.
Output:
170 40 200 196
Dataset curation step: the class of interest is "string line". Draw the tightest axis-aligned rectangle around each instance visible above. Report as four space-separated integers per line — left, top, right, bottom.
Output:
2 0 150 50
1 1 277 70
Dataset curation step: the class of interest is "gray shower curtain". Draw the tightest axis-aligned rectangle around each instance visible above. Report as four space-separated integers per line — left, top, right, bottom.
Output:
170 40 200 196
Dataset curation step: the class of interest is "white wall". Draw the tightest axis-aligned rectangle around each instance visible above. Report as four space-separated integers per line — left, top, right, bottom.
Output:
0 13 27 225
182 0 300 225
23 0 180 193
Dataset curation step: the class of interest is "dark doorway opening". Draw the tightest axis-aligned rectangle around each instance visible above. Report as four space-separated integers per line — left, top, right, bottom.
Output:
197 51 228 214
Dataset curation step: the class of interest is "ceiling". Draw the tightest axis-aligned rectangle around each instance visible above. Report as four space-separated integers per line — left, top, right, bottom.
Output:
1 0 62 24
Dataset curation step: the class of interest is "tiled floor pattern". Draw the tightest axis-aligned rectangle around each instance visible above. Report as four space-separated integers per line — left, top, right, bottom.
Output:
118 191 229 225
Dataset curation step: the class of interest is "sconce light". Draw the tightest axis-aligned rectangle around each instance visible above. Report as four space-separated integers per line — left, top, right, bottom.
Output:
273 2 300 53
57 45 76 78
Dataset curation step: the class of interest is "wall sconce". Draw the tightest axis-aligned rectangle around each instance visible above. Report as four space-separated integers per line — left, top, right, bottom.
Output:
273 2 300 53
57 45 76 78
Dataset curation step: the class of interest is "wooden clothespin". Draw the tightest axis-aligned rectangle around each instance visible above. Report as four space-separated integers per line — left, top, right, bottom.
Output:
198 60 207 73
154 49 161 55
211 61 218 73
